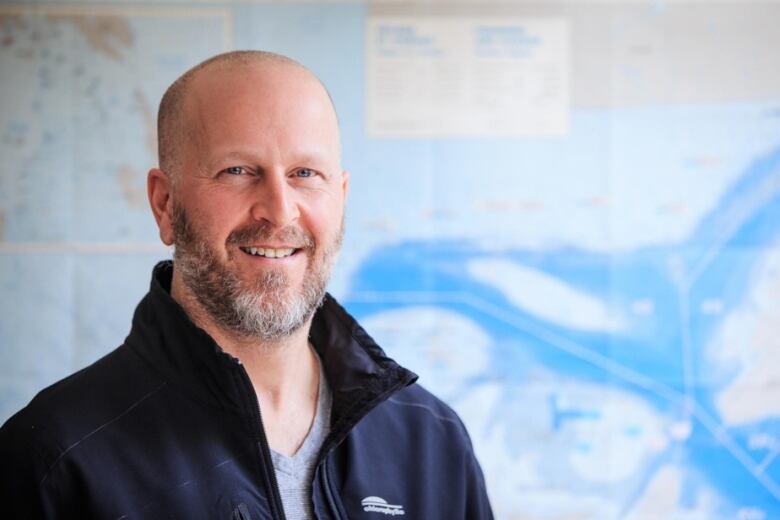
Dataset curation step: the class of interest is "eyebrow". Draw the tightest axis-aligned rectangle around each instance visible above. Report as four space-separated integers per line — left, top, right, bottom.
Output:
203 149 336 170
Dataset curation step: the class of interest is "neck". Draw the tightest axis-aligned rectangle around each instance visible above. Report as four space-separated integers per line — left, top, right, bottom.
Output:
169 266 318 408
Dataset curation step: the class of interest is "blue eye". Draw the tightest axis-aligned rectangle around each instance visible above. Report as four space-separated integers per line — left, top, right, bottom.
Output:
224 166 244 175
296 168 314 178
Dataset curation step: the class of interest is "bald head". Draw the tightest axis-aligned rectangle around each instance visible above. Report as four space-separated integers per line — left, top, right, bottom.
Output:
156 50 339 181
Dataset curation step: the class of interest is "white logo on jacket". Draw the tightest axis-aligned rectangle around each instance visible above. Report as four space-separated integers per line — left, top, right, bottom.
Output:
361 496 405 516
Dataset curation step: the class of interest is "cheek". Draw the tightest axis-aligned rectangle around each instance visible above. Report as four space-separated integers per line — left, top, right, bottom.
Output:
186 198 244 247
308 199 344 240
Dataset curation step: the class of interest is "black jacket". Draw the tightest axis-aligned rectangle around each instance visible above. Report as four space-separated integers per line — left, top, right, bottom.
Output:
1 262 493 519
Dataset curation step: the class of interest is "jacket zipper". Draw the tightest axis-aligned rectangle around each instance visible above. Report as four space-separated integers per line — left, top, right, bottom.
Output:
239 368 287 520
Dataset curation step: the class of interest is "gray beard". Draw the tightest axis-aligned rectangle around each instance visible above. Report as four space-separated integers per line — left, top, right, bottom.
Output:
171 202 339 341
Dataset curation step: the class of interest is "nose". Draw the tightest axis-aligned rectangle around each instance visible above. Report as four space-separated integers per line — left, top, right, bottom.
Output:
249 171 300 228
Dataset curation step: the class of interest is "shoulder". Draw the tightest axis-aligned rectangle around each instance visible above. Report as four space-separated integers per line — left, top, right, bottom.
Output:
0 344 164 515
356 383 475 454
0 343 163 470
386 384 470 434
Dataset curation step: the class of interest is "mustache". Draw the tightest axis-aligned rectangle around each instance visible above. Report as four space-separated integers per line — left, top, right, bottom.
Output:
226 221 314 249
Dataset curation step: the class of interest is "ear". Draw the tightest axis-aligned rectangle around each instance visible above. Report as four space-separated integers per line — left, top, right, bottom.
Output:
340 169 350 203
148 168 175 246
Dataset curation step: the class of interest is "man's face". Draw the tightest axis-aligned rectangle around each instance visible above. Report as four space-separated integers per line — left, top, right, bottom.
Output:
166 62 348 340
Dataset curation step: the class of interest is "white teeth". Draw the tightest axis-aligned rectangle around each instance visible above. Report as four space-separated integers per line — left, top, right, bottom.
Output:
243 247 294 258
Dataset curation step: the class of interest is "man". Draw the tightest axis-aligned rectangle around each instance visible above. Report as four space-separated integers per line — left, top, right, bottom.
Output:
0 51 493 519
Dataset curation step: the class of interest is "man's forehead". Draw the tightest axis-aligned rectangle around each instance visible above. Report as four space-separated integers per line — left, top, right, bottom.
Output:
187 59 333 113
181 60 340 141
171 58 341 168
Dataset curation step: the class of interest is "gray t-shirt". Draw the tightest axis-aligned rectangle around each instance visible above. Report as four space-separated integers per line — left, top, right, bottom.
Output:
270 361 331 520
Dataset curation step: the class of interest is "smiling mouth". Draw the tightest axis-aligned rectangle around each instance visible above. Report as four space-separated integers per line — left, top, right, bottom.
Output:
239 246 297 259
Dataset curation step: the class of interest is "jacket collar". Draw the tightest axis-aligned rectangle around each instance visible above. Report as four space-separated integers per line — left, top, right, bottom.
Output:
126 261 417 430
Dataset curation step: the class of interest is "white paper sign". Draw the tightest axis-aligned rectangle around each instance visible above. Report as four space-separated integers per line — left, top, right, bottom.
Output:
367 17 569 138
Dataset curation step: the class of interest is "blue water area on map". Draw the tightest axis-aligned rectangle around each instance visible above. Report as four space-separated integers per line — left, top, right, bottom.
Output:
344 146 780 513
550 394 601 431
